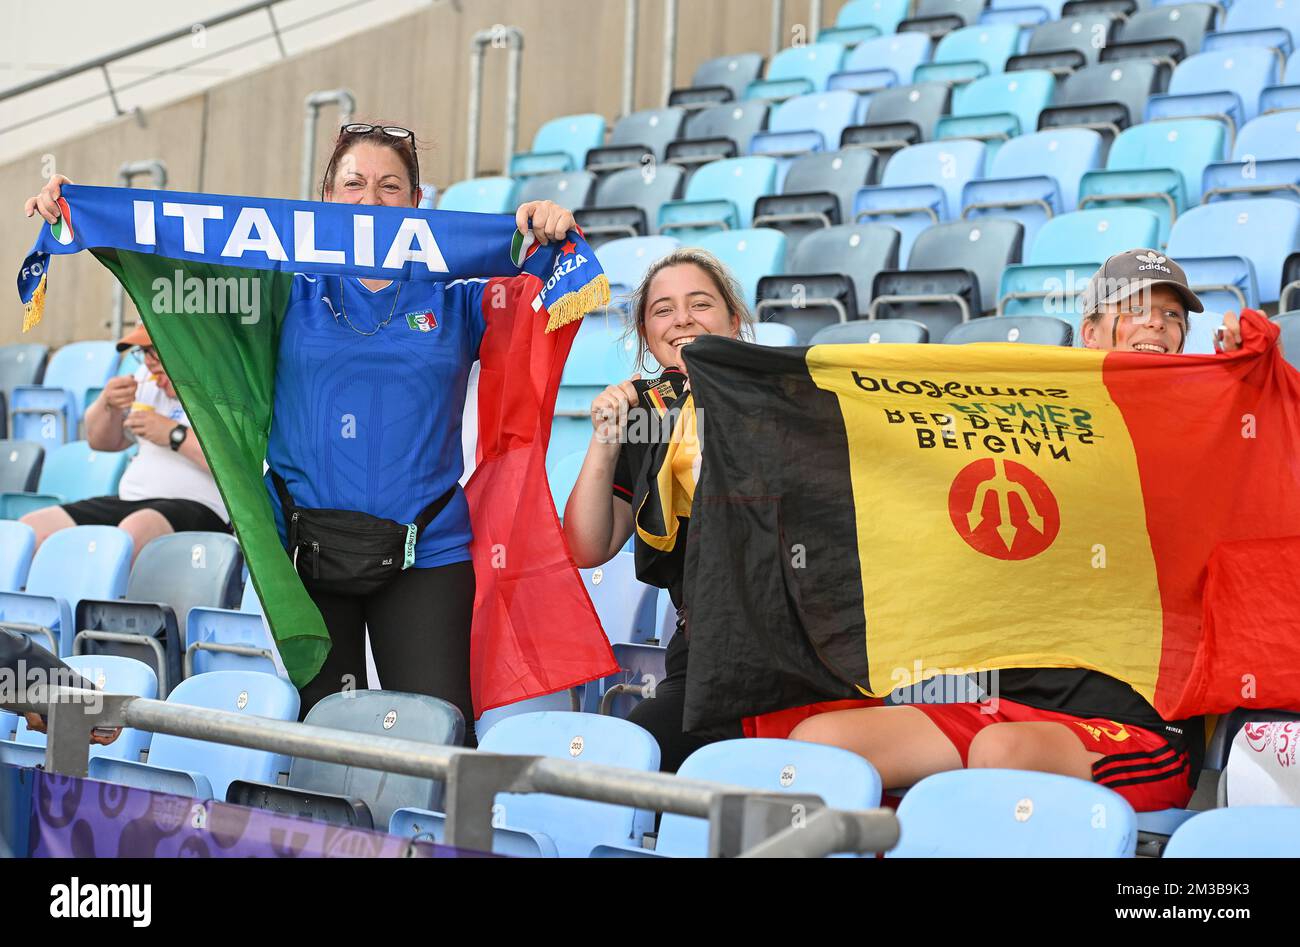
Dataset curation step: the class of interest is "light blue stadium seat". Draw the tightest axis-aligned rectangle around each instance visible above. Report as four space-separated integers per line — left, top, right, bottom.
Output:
854 139 987 265
962 128 1105 248
551 316 647 466
889 769 1138 857
915 24 1023 85
750 91 860 174
1167 197 1300 307
596 235 681 300
695 228 787 307
752 322 799 346
593 738 884 857
436 177 516 214
1202 111 1300 203
936 70 1056 144
546 450 585 518
837 0 912 34
810 319 930 343
0 440 42 497
1274 312 1300 370
388 807 558 857
659 157 780 238
997 207 1162 316
747 43 847 101
0 440 130 519
510 114 607 177
1206 0 1300 63
944 314 1074 344
834 32 934 92
0 525 132 657
1164 807 1300 857
979 4 1050 28
10 341 119 448
6 655 157 766
0 521 35 593
185 579 280 679
1146 48 1279 139
1078 119 1228 243
87 669 299 800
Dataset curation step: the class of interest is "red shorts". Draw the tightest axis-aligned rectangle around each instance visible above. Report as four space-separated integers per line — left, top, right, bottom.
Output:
910 699 1194 812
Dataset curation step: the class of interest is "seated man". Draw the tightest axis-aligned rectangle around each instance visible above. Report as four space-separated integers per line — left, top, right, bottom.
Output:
21 324 229 560
790 249 1247 813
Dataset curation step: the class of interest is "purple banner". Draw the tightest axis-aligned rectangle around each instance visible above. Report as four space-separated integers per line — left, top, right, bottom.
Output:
24 768 490 858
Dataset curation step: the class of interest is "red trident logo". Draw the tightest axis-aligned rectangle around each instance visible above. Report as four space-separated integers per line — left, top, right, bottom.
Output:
948 459 1060 560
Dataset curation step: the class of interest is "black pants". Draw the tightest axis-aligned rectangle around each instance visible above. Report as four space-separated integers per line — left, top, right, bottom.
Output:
297 560 476 740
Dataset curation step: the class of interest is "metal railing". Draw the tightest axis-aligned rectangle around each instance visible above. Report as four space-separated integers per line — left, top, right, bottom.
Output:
465 26 525 179
2 684 899 858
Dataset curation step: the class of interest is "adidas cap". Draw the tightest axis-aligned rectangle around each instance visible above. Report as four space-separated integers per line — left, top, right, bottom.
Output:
1080 248 1204 315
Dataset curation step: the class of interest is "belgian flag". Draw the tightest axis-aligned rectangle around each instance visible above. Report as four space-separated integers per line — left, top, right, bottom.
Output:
680 314 1300 731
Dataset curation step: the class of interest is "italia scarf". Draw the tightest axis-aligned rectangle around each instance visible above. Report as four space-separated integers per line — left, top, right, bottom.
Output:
18 184 619 714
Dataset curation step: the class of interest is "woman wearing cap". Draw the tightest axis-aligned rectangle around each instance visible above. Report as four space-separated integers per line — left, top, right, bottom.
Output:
19 324 229 563
25 123 578 729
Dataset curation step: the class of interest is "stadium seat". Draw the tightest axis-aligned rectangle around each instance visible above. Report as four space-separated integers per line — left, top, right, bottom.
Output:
1274 312 1300 370
0 525 132 657
185 579 280 679
593 738 884 857
935 70 1057 143
787 224 902 318
833 32 934 92
854 139 988 265
88 669 299 800
665 101 771 172
575 164 686 246
696 228 787 308
747 43 847 101
997 206 1162 316
514 171 595 210
870 217 1025 338
750 91 860 171
9 341 119 449
1110 2 1217 63
962 127 1105 248
943 314 1074 344
1 655 157 769
915 24 1024 85
900 0 989 38
1166 198 1300 308
842 82 953 157
510 113 607 177
552 315 647 462
227 691 464 828
661 154 780 239
756 273 859 343
596 235 681 298
1201 111 1300 203
75 532 243 696
579 551 657 649
0 439 43 494
0 440 131 519
752 322 800 346
0 343 48 439
1164 807 1300 857
1010 14 1117 74
978 3 1051 28
836 0 912 36
1282 253 1300 311
1077 118 1228 242
1037 60 1166 143
670 53 766 110
810 319 930 343
437 177 516 214
1145 48 1278 139
547 450 585 518
1206 0 1300 65
752 148 878 265
585 108 687 175
888 769 1138 856
0 521 35 593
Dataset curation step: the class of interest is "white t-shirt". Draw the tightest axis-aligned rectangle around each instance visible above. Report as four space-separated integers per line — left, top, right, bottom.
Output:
116 367 228 522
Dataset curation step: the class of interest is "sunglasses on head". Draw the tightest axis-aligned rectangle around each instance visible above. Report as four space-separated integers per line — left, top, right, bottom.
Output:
330 123 420 192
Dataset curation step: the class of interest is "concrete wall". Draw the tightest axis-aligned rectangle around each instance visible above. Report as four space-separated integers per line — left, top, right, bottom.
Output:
1 0 855 346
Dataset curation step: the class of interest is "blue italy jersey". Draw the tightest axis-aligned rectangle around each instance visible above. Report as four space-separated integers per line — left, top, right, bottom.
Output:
266 273 488 568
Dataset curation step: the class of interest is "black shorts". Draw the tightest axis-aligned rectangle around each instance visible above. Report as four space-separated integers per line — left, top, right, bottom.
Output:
62 496 230 534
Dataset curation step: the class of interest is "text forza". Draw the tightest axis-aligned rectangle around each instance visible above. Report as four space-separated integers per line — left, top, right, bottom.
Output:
131 200 449 272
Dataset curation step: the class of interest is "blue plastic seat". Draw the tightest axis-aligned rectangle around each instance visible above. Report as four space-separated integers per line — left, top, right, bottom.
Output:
576 164 686 246
1206 0 1300 71
750 91 860 173
0 439 43 496
10 341 119 448
388 807 559 857
551 316 647 464
596 235 681 299
0 440 131 518
510 113 607 177
546 450 585 518
0 525 132 657
888 769 1138 857
962 127 1105 248
836 0 912 35
1146 48 1279 138
1202 111 1300 203
753 148 880 264
88 669 299 800
659 157 780 238
1114 2 1216 59
854 139 987 265
0 343 48 439
185 580 280 679
810 319 930 344
944 315 1074 345
587 108 688 171
1164 807 1300 857
835 32 933 91
437 177 517 214
1167 198 1300 307
1038 60 1165 142
936 70 1056 144
0 521 35 593
747 43 847 101
915 24 1023 85
753 322 799 346
903 0 989 34
998 207 1162 316
1078 118 1228 243
594 738 884 857
1275 312 1300 371
515 171 595 210
695 229 787 307
1021 14 1117 70
682 53 766 104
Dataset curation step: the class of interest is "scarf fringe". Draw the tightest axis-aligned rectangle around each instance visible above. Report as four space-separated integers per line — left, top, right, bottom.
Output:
544 273 610 333
22 273 46 332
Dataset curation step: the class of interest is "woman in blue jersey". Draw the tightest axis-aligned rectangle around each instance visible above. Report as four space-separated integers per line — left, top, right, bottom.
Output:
27 124 577 732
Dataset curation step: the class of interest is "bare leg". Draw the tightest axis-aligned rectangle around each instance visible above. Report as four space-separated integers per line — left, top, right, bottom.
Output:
968 721 1103 782
789 705 964 790
20 506 76 550
116 509 174 563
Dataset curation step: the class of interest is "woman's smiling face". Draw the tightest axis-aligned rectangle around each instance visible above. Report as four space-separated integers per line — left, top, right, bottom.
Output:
642 263 741 371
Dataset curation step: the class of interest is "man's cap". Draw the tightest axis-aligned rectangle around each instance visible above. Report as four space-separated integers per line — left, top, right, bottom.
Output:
115 323 151 352
1081 249 1204 315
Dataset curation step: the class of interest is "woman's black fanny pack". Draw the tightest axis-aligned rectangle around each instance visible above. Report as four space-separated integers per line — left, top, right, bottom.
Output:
272 471 456 596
